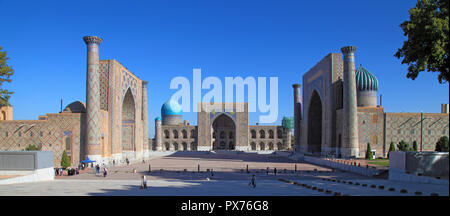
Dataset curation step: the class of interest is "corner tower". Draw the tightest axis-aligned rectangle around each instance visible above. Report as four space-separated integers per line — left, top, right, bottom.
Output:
83 36 103 162
341 46 359 158
292 84 301 151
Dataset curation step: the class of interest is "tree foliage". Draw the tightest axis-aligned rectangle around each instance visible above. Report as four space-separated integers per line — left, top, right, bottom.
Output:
397 140 412 151
435 136 449 152
394 0 449 83
412 140 419 151
60 150 71 169
24 144 41 151
365 143 373 159
0 46 14 106
388 142 396 158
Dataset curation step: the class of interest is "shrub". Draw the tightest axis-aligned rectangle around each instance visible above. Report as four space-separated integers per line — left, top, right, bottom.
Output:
60 150 71 169
388 142 395 158
435 136 449 152
25 144 41 151
412 141 418 151
365 143 373 159
397 140 411 151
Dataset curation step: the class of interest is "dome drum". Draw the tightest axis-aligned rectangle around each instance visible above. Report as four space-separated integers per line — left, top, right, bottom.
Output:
355 65 378 107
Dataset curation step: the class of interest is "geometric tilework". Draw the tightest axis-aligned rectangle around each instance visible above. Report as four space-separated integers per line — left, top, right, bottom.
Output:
99 62 109 110
0 113 83 167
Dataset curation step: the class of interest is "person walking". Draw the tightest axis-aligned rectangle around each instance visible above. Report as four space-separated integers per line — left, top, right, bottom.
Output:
103 167 108 177
126 158 130 166
141 175 147 189
274 167 277 175
248 174 256 188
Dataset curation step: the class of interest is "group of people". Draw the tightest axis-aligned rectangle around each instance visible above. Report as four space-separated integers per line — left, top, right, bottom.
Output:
95 164 108 177
54 167 80 176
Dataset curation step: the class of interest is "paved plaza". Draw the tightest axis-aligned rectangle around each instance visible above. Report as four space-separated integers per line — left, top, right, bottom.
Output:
0 152 448 196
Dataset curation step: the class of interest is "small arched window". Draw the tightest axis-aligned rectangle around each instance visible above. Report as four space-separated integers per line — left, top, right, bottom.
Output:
277 129 283 139
259 130 265 139
65 136 71 150
260 142 265 150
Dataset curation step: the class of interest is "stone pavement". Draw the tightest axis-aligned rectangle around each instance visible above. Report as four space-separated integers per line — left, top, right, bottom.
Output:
0 152 447 196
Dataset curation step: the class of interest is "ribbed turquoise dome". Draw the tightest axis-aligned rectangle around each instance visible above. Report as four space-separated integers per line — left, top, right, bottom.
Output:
155 117 161 121
161 100 182 116
356 65 378 91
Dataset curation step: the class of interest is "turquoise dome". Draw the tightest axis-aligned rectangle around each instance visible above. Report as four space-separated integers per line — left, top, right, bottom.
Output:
155 117 161 121
356 65 378 91
161 100 183 116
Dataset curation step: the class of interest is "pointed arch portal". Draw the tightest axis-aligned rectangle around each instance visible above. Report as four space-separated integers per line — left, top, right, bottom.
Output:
307 90 322 155
211 114 236 150
122 88 136 151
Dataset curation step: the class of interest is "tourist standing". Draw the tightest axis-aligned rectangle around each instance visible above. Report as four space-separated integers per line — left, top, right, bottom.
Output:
248 174 256 188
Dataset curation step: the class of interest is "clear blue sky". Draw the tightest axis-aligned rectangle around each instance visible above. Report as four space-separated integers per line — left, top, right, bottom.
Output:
1 0 448 138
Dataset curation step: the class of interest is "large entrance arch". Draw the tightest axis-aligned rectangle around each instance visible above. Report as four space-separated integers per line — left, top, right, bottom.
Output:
122 88 136 151
307 90 322 155
211 114 236 150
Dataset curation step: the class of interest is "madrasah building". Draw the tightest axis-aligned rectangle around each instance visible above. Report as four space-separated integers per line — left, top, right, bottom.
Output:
293 46 449 158
0 36 150 166
0 38 448 167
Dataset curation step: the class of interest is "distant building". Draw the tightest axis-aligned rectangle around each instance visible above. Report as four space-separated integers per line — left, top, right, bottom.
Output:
152 101 292 151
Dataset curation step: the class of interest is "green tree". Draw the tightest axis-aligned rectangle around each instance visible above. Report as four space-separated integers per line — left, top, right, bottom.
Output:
60 150 71 169
388 142 396 158
412 140 419 151
394 0 449 83
24 144 41 151
397 140 411 151
0 46 14 105
435 136 449 152
365 143 373 159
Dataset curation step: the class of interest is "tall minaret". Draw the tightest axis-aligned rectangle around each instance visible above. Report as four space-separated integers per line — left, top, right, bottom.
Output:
292 84 301 151
155 117 162 151
142 81 149 155
341 46 359 158
83 36 103 162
